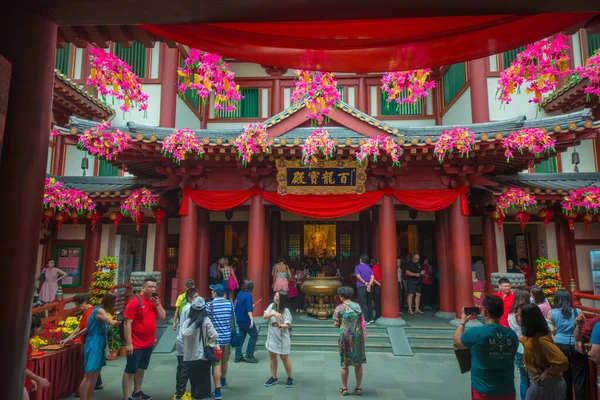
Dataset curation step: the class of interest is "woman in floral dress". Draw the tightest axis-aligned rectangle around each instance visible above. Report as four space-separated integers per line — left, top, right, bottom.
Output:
334 286 367 396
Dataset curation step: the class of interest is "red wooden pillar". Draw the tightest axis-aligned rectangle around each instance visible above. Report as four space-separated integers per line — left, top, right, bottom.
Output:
178 200 198 296
52 135 64 175
271 79 281 116
0 9 56 398
358 77 368 113
85 223 102 292
154 218 168 303
372 208 380 261
263 210 271 310
469 58 490 123
247 195 265 316
555 218 573 289
482 214 499 294
196 209 210 298
435 209 455 315
159 43 179 128
450 196 474 317
379 194 400 320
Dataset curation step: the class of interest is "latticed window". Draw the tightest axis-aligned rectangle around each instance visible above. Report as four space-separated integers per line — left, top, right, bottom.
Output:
442 62 466 107
114 42 147 78
587 32 600 57
339 234 352 261
534 157 558 173
288 234 301 261
380 89 423 116
97 159 119 176
502 46 527 69
218 88 260 118
55 44 71 75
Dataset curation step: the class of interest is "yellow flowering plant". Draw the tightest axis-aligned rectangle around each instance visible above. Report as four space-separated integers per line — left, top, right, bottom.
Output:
30 336 48 351
173 392 193 400
535 257 563 304
55 315 81 339
89 257 118 305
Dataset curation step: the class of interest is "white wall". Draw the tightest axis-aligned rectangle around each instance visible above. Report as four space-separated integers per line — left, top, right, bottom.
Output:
441 87 472 125
261 88 269 118
572 32 583 68
487 78 549 121
560 141 596 173
150 43 160 79
369 86 378 116
64 144 93 176
74 48 83 80
109 84 162 126
495 225 507 273
347 87 356 108
228 63 271 78
175 96 201 129
145 224 156 272
57 224 86 240
283 88 291 109
47 147 53 174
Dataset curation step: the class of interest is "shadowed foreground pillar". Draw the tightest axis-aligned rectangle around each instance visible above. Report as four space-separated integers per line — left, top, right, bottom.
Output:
450 196 473 320
196 209 209 298
248 195 265 317
178 200 198 296
435 209 455 319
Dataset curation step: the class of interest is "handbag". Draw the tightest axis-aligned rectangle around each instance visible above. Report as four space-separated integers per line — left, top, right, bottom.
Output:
37 268 47 283
201 321 223 362
230 303 242 348
227 269 238 291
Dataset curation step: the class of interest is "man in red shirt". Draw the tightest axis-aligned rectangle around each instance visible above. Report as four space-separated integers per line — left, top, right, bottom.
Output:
493 278 514 328
122 277 166 400
370 258 381 322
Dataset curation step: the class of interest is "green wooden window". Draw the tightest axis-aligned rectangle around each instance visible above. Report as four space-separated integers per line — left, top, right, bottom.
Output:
218 88 260 118
114 42 147 78
380 89 423 116
533 157 558 173
339 234 352 261
179 56 200 111
288 234 301 261
502 46 527 69
55 45 70 75
587 32 600 57
442 63 466 107
337 86 345 103
98 159 119 176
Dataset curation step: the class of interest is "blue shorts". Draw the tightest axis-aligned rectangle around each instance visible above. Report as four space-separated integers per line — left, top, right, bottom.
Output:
125 346 153 374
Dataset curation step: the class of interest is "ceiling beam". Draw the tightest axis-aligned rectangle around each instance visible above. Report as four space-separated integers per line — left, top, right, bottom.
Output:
131 26 156 48
84 25 108 48
107 25 132 48
59 26 87 48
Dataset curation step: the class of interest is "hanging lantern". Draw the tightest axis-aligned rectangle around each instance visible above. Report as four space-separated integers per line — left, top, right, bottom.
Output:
70 210 81 229
88 210 102 232
153 208 167 231
583 213 597 233
43 209 55 229
537 207 555 230
54 211 70 232
561 210 579 231
133 212 145 232
515 211 531 233
109 210 124 234
491 209 505 231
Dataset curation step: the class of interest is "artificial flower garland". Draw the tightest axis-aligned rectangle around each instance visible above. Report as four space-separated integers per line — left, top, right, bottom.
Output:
162 128 205 164
78 120 131 161
233 124 270 167
177 49 242 113
89 256 118 305
502 128 556 161
434 127 475 163
301 129 336 167
121 188 158 231
495 187 537 214
535 258 563 304
356 136 403 167
381 69 435 105
43 178 96 229
576 48 600 101
87 47 149 113
561 186 600 215
290 70 341 124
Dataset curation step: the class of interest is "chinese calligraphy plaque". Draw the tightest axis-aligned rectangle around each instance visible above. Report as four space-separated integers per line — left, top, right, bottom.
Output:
276 159 366 195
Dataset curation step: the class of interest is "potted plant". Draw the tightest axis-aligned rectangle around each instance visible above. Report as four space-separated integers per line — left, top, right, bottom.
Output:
107 325 123 360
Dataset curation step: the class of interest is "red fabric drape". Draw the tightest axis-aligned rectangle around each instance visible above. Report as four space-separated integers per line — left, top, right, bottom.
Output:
180 187 468 218
30 344 83 400
141 13 595 73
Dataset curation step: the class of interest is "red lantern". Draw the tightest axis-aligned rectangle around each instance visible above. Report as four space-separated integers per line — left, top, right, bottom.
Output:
583 213 597 232
153 208 167 231
561 210 579 231
515 211 530 233
133 212 145 232
43 208 55 229
54 211 70 232
109 210 124 234
70 210 80 229
88 210 102 232
537 207 555 230
491 209 505 231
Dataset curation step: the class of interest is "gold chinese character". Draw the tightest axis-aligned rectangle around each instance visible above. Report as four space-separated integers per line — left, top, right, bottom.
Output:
321 171 335 185
308 171 320 185
337 172 350 184
291 171 307 185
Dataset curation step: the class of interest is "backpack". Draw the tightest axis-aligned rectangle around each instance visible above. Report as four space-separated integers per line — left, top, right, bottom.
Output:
118 294 142 343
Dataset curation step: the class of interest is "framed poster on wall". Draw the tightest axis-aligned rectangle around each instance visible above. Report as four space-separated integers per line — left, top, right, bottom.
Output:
515 234 531 264
55 244 84 288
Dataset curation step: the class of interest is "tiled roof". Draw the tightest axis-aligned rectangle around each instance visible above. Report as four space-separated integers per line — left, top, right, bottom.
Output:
50 175 159 199
490 173 600 196
54 69 114 115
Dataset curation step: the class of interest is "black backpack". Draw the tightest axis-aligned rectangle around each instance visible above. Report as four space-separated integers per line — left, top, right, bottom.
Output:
118 294 142 342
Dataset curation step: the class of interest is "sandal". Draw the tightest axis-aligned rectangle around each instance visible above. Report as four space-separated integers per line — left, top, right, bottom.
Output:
339 388 348 396
416 310 424 315
408 310 414 315
356 387 363 396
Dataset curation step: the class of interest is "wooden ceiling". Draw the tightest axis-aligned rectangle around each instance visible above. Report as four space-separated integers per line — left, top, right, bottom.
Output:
56 25 177 49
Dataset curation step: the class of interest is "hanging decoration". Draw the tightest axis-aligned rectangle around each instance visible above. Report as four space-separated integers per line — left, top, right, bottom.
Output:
50 129 60 138
502 128 556 161
69 210 81 229
583 213 597 233
54 211 69 232
515 211 531 233
434 127 475 163
162 128 205 164
301 129 336 167
290 70 341 124
561 186 600 215
355 136 403 167
43 209 55 230
177 49 242 113
534 258 563 304
87 47 149 113
496 188 537 214
491 209 506 231
88 210 103 232
233 123 270 167
109 210 124 234
562 210 579 231
537 207 555 230
380 69 435 105
153 208 167 231
496 34 571 105
575 48 600 101
121 188 159 232
43 178 96 230
78 120 131 161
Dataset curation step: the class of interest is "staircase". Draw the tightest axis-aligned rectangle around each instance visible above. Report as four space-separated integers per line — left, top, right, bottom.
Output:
402 311 456 354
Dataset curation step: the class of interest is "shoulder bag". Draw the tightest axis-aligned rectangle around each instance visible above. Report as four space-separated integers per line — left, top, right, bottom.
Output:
37 268 47 283
201 320 223 362
230 302 242 348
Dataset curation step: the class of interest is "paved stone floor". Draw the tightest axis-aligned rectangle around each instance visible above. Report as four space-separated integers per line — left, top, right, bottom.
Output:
63 349 520 400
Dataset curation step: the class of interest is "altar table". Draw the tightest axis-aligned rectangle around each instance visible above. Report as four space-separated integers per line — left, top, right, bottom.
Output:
30 344 83 400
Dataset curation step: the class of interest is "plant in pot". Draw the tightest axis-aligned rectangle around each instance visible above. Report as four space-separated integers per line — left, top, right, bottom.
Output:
107 325 123 360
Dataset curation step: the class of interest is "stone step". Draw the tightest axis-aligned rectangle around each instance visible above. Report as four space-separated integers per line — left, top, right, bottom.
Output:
410 344 456 354
283 341 392 353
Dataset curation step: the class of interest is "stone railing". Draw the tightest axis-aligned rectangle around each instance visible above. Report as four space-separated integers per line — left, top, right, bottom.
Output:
490 272 526 290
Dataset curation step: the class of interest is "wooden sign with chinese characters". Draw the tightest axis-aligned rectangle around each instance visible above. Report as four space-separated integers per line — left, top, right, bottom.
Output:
276 159 366 195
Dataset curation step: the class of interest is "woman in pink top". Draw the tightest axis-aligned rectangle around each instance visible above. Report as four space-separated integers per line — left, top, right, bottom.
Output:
38 259 67 303
531 286 551 316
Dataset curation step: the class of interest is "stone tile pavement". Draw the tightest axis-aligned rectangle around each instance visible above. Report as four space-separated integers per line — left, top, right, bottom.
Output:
63 350 521 400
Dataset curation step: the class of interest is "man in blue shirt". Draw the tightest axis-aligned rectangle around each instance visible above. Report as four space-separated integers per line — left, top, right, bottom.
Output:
354 254 374 324
207 284 234 399
453 295 518 399
587 317 600 364
234 279 259 364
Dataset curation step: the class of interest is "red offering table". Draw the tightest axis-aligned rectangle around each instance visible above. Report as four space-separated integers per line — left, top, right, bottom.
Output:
30 344 83 400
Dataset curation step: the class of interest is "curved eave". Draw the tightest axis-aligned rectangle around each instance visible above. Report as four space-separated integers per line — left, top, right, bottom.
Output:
54 69 114 116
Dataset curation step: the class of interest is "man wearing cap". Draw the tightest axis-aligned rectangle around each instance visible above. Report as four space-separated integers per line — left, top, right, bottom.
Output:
173 280 195 331
207 284 234 400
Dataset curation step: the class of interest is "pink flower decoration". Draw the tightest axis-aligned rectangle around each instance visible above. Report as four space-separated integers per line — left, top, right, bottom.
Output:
233 124 270 167
562 186 600 215
177 50 242 113
502 128 556 161
356 136 404 167
44 178 95 213
50 129 60 138
576 49 600 99
121 188 158 221
496 188 537 213
78 121 131 161
301 130 336 167
434 127 475 163
381 69 435 105
291 70 341 124
162 128 205 164
87 47 149 113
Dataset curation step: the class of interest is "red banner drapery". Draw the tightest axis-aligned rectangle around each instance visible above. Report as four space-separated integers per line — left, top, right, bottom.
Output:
141 13 595 73
180 187 468 219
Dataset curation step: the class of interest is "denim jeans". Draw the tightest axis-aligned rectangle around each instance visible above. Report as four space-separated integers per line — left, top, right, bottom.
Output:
235 325 258 359
515 352 529 400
